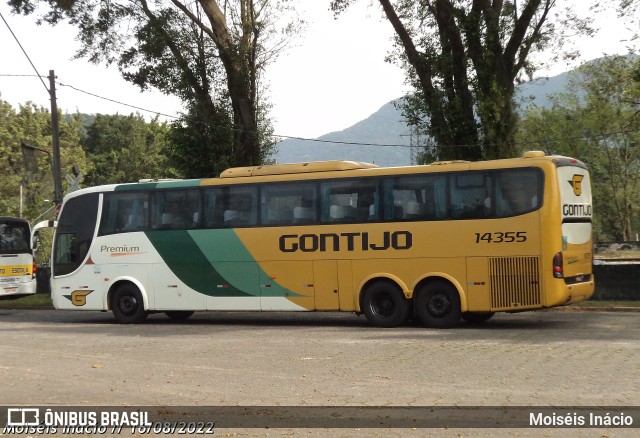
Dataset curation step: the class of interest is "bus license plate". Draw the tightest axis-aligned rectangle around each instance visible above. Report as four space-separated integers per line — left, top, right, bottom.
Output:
1 284 18 294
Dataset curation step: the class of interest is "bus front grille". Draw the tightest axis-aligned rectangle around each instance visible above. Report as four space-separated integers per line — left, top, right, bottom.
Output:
489 256 541 310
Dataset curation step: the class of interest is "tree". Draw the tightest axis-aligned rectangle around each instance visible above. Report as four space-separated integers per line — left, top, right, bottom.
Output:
0 100 89 221
9 0 300 170
517 56 640 241
332 0 594 161
616 0 640 43
82 113 170 186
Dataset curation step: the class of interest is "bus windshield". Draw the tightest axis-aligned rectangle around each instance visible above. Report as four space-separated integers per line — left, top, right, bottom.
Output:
0 217 37 300
0 219 31 254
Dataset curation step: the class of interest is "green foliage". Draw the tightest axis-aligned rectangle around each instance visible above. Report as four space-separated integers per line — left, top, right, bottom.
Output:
167 104 234 179
517 56 640 241
82 114 171 185
332 0 595 162
9 0 298 170
0 100 89 222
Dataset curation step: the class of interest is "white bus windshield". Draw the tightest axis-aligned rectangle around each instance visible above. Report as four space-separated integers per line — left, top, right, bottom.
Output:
0 219 31 254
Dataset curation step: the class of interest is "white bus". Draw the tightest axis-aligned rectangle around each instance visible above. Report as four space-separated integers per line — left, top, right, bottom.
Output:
39 151 594 326
0 216 37 300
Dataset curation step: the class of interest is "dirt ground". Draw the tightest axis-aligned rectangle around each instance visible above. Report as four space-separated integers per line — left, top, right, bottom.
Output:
1 309 639 437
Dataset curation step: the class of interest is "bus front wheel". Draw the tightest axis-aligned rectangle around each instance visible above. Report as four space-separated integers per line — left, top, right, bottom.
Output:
361 281 410 328
111 284 148 324
415 281 461 328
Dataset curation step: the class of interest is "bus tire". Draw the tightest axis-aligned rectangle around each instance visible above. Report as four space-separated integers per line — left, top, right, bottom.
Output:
415 281 461 328
361 281 409 328
462 312 495 324
111 284 148 324
165 311 194 321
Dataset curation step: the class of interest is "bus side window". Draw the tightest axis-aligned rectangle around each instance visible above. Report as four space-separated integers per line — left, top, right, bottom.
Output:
260 182 316 226
321 180 378 224
495 169 542 217
386 174 444 221
152 190 200 230
450 172 490 219
222 187 257 227
100 193 149 235
203 189 223 228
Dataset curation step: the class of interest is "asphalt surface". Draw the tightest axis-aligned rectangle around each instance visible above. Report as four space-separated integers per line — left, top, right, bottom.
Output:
0 308 638 437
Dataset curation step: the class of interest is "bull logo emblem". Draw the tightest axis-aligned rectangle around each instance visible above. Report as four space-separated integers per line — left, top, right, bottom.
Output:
569 174 584 196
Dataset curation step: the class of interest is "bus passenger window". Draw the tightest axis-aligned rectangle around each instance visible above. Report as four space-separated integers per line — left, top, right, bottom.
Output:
100 193 149 235
321 180 378 224
222 187 257 227
386 174 444 221
261 183 316 226
152 190 200 229
450 172 490 219
495 169 542 217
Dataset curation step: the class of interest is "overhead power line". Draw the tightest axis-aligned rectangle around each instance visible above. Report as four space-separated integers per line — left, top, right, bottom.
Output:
0 11 49 94
13 74 640 150
56 80 413 148
57 81 181 120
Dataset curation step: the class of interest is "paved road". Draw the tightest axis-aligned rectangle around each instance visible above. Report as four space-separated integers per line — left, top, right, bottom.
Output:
0 309 638 437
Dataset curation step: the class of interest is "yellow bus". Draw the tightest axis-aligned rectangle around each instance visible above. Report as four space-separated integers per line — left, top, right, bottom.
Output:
38 151 594 327
0 216 37 300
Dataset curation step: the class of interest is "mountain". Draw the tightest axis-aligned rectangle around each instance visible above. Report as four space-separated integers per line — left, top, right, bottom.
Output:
274 100 412 167
274 70 573 167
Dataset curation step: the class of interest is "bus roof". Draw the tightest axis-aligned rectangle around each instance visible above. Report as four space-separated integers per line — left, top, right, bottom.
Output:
0 216 29 224
62 151 587 200
220 160 379 178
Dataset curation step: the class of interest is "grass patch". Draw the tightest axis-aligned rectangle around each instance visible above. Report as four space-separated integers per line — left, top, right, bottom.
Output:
0 293 52 308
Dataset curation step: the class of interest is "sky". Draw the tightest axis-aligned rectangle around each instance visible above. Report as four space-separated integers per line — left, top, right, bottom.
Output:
0 1 637 140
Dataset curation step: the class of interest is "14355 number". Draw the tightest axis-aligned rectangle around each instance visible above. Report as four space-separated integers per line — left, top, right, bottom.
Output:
475 231 527 243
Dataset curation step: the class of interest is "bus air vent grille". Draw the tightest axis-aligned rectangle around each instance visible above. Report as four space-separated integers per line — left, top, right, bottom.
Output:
489 256 541 310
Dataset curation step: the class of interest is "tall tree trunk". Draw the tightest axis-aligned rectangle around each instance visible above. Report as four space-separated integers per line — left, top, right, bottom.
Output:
187 0 261 166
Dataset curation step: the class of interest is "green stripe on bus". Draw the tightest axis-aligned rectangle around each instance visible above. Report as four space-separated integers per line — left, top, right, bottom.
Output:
145 229 301 298
190 229 302 298
145 230 251 297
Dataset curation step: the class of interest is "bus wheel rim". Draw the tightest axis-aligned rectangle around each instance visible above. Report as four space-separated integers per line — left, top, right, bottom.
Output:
372 293 395 318
427 293 451 317
119 296 137 315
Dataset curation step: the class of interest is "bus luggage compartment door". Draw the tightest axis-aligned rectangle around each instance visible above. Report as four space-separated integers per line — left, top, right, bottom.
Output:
466 257 491 312
313 260 340 310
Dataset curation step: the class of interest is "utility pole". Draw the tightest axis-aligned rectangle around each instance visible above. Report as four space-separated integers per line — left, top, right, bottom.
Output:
48 70 63 205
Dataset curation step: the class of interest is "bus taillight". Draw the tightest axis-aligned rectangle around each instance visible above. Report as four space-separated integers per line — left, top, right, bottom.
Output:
32 262 37 278
553 252 564 278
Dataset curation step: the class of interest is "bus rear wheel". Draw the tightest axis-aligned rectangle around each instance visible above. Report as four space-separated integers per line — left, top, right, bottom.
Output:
111 284 147 324
165 311 194 321
361 281 410 328
415 281 461 328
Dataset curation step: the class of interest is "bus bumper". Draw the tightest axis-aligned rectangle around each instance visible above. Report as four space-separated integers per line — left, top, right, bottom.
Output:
0 278 37 301
550 278 595 307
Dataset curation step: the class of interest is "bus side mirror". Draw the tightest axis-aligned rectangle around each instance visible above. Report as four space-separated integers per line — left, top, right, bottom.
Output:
32 231 40 250
30 220 55 250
